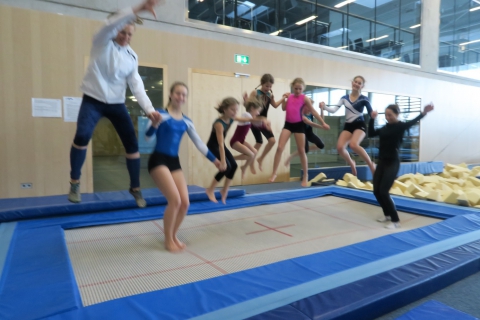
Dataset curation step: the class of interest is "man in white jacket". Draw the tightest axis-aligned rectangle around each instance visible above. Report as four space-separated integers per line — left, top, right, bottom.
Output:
69 0 162 207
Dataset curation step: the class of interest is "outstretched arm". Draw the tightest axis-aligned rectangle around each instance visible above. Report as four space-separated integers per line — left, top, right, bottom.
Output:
322 98 343 114
306 98 330 130
403 103 434 129
368 111 380 138
186 121 217 163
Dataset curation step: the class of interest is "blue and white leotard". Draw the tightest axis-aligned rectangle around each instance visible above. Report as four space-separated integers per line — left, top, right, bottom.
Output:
324 94 372 123
146 109 215 162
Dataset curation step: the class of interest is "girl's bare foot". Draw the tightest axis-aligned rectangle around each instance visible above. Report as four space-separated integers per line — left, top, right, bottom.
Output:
257 158 264 171
301 180 308 187
269 174 277 183
220 189 228 204
249 163 256 174
205 188 218 203
165 241 182 253
174 237 186 249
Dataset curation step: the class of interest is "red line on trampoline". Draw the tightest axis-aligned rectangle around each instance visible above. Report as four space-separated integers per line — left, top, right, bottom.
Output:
79 228 368 289
185 249 228 274
246 222 294 237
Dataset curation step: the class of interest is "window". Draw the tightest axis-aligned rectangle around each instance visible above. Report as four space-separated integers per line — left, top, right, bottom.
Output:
439 0 480 79
188 0 421 65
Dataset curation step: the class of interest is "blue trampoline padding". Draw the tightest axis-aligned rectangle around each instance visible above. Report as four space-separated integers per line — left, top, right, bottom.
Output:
251 238 480 320
0 226 81 320
5 201 480 319
0 223 16 281
396 300 479 320
0 186 245 223
304 161 444 181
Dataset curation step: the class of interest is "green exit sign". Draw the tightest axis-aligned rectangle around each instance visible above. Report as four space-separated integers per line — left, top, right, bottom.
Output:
235 54 250 65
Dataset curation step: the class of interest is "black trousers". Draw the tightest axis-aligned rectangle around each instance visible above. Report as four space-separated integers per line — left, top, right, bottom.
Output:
208 144 238 181
305 127 325 153
373 157 400 222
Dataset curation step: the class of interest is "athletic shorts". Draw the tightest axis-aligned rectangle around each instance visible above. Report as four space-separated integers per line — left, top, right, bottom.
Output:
283 121 306 134
250 125 274 144
343 120 366 133
148 152 181 173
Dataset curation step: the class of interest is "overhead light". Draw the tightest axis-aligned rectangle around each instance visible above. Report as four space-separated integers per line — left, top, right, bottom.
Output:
129 96 135 99
295 15 317 25
242 1 255 8
145 89 148 92
131 98 137 102
392 57 401 61
334 0 356 8
459 39 480 46
366 35 388 42
151 86 155 88
337 46 348 49
410 24 421 29
470 6 480 12
270 30 282 36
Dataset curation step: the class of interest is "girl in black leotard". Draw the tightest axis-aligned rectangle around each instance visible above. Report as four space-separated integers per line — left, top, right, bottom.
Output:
244 74 284 172
369 103 434 229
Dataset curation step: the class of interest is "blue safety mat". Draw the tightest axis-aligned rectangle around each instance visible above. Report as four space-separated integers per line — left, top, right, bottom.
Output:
250 237 480 320
304 161 444 181
396 300 479 320
0 186 245 223
2 187 480 320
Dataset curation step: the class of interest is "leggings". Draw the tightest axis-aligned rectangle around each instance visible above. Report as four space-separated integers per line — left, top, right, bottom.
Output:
208 144 238 181
373 157 400 222
305 127 325 153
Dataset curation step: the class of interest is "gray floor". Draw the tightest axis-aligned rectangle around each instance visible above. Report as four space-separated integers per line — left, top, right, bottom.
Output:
375 271 480 319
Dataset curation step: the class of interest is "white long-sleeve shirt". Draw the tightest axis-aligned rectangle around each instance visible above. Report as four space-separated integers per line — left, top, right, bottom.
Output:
80 7 154 115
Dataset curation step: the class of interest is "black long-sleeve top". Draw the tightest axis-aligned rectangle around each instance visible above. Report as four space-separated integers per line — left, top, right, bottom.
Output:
368 113 424 160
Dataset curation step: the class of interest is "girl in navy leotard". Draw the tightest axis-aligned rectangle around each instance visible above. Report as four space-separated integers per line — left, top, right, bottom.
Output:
245 74 285 172
146 82 221 253
320 75 375 176
230 98 270 179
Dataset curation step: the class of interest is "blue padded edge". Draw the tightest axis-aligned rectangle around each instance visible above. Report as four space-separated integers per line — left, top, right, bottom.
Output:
304 161 444 181
395 300 479 320
0 226 81 320
0 223 16 282
3 187 480 320
0 186 245 223
250 238 480 320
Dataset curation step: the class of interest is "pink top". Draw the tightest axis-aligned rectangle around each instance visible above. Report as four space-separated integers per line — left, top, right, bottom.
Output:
285 94 306 123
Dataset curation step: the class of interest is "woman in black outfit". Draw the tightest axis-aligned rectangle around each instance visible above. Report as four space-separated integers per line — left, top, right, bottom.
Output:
369 103 434 229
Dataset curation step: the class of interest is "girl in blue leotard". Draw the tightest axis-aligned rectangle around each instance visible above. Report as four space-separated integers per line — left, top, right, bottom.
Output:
146 82 221 253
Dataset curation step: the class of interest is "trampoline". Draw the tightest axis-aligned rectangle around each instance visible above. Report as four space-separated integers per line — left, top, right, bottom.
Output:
2 184 480 320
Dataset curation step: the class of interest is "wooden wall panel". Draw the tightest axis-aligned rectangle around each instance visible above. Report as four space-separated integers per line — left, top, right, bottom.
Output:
1 4 480 198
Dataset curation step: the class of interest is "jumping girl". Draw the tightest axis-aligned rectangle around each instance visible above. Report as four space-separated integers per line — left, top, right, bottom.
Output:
270 78 330 187
146 82 221 252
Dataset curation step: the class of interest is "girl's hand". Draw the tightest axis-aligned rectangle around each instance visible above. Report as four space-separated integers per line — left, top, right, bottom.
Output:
282 92 290 99
423 103 434 115
322 123 330 130
135 0 161 19
214 159 225 171
371 111 378 119
319 102 325 110
220 160 227 172
242 92 248 102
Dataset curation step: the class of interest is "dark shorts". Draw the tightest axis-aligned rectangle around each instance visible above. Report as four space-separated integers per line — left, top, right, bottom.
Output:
283 121 306 134
148 152 181 173
250 125 275 144
343 120 366 134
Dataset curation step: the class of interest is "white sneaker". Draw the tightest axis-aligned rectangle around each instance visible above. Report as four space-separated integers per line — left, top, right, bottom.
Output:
377 216 391 222
385 222 401 229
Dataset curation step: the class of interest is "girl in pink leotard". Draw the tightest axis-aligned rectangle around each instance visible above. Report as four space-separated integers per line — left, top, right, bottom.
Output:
270 78 330 187
230 98 270 179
